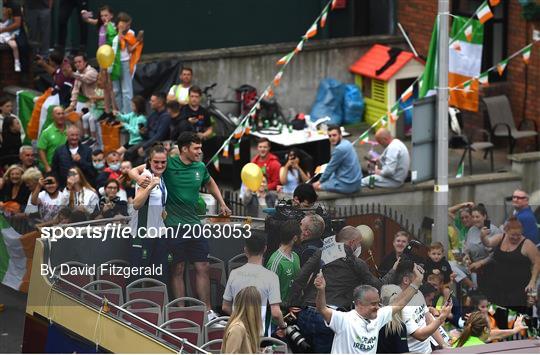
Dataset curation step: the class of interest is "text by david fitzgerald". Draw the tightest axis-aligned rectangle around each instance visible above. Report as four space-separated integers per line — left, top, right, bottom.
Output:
41 263 163 279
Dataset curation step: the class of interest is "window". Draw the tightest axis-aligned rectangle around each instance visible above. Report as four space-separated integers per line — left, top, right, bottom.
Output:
452 0 508 82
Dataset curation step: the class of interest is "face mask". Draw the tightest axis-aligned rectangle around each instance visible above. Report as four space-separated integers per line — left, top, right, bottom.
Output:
353 244 362 258
93 162 105 170
109 163 120 171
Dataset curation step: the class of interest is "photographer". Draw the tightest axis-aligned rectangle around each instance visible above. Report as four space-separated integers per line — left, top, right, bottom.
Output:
98 179 128 218
292 183 318 209
314 263 427 354
294 214 325 266
289 226 397 353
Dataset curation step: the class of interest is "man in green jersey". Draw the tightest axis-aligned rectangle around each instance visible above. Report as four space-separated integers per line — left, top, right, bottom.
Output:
37 106 67 172
266 219 301 306
130 132 231 318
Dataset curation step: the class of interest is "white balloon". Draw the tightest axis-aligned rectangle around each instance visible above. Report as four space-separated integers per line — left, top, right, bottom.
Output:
356 224 375 248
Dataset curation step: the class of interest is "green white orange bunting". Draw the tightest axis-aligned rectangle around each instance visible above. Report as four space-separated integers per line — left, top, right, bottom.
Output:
497 59 508 76
523 44 532 65
477 2 493 24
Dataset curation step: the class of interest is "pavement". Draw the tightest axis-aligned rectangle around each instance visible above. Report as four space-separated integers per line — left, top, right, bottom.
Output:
0 284 27 353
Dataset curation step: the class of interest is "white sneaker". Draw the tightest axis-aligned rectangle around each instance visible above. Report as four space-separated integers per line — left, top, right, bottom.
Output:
207 309 219 321
14 60 21 72
207 310 227 327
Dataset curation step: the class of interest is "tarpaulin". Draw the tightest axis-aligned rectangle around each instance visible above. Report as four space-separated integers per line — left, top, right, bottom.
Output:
133 59 182 98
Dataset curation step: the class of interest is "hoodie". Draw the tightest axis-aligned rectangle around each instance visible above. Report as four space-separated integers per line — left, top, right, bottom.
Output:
251 153 281 191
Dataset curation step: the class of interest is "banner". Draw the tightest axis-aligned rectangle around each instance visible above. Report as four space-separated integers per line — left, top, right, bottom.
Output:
449 16 484 112
0 216 39 293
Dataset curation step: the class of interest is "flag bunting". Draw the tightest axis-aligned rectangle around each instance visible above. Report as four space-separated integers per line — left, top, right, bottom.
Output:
223 140 230 158
234 143 241 160
522 44 532 65
321 6 329 28
205 0 374 166
477 1 493 24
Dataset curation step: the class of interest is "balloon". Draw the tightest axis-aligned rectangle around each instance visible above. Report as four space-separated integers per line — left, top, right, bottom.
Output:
356 224 374 248
241 163 263 192
96 45 115 69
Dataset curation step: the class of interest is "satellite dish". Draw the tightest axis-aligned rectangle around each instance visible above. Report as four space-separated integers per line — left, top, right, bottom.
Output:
356 224 375 249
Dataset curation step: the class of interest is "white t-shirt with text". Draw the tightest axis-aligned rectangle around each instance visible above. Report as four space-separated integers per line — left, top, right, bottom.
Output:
402 292 432 354
327 306 393 354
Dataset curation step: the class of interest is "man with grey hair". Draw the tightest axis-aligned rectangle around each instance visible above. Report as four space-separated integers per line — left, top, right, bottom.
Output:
361 128 410 188
19 145 35 170
315 263 438 354
294 214 326 266
51 125 95 188
289 225 399 353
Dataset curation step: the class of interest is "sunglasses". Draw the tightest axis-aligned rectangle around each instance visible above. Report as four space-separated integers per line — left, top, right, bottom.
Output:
68 171 78 177
512 195 527 200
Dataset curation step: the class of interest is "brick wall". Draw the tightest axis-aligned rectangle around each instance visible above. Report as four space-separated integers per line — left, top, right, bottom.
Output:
397 1 438 58
398 0 540 139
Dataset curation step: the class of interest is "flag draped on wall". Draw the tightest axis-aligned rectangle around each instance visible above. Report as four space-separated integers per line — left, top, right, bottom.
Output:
449 16 484 112
0 216 39 293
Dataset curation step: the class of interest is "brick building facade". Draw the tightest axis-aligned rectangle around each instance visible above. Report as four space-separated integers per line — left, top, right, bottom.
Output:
398 0 540 139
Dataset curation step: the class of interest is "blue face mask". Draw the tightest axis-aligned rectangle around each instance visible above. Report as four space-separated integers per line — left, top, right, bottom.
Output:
93 162 105 170
109 163 121 171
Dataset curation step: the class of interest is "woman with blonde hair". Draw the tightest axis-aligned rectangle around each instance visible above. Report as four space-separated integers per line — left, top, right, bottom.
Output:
378 285 409 353
221 286 262 354
61 166 99 215
453 311 489 347
21 167 42 216
0 164 29 215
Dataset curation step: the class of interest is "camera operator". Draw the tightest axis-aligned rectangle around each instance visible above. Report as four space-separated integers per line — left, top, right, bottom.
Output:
288 226 398 353
98 179 128 218
314 263 426 353
294 214 325 267
291 183 318 208
265 183 333 261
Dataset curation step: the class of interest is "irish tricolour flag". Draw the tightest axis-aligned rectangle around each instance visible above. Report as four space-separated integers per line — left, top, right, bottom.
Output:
449 16 484 112
0 216 38 293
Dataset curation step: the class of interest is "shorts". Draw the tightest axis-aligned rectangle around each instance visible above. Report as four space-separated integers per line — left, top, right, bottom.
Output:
130 238 168 283
167 226 210 264
123 143 132 150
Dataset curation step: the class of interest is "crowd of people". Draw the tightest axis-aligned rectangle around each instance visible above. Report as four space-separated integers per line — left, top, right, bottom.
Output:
2 1 540 354
221 193 539 353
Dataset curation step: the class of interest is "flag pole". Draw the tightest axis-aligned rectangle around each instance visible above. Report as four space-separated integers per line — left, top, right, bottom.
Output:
434 0 449 251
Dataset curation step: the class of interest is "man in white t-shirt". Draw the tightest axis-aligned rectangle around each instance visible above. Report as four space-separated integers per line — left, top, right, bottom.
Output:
396 260 452 353
222 233 287 335
314 263 428 354
167 67 193 105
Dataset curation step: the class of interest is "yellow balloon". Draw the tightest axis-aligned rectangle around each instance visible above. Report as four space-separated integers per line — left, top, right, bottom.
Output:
241 163 263 192
96 44 115 69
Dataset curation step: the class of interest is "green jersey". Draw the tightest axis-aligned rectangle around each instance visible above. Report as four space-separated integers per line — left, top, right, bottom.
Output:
37 124 67 166
266 249 300 304
163 155 210 226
